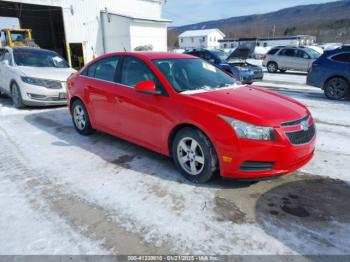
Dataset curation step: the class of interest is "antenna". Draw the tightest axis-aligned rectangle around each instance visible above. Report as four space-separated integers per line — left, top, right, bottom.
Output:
121 42 127 52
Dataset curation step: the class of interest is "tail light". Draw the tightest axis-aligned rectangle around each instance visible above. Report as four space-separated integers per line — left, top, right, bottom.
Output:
261 55 267 60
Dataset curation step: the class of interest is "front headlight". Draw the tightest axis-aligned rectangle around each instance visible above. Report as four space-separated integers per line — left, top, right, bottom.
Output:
21 76 46 87
220 115 275 141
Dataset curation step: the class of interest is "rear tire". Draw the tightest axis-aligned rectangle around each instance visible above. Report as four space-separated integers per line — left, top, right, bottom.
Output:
172 127 218 184
71 99 95 136
267 62 278 73
324 77 350 100
11 82 25 109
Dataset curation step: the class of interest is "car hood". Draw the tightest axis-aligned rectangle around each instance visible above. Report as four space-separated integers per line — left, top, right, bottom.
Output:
186 85 308 127
226 46 254 61
17 66 76 82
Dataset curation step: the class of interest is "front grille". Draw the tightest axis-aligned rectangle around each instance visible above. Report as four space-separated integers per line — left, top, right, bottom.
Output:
28 94 66 101
286 124 316 145
42 80 62 89
282 114 310 127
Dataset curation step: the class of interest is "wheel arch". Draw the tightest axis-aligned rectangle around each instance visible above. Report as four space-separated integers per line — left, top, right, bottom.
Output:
267 61 278 66
323 75 350 90
167 123 217 158
69 95 83 112
9 79 18 91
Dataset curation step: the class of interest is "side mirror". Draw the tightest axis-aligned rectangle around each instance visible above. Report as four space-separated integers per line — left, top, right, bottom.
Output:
135 80 161 95
209 58 215 64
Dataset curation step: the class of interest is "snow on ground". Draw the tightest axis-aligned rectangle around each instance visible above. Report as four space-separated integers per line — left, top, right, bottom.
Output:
0 177 105 254
0 70 350 255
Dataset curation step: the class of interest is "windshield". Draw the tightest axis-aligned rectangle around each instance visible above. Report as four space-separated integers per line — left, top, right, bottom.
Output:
10 31 28 42
307 48 321 59
211 50 229 62
13 49 69 68
153 58 236 93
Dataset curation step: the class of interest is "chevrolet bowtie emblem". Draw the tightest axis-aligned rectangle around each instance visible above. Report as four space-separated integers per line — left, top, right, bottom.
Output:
300 120 309 131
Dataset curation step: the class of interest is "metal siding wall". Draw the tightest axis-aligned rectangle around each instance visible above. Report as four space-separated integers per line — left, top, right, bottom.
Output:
1 0 165 62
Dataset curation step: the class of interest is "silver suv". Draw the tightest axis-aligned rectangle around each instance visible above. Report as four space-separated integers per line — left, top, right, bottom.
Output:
262 46 321 73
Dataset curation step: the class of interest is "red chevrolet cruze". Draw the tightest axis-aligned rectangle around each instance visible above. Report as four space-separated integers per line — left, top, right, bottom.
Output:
67 52 316 183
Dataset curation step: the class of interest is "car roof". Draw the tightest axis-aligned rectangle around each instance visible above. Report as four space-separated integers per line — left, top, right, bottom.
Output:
104 52 194 60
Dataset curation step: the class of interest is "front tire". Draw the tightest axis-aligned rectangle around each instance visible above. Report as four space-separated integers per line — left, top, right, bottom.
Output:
71 99 95 136
11 82 25 108
172 127 218 184
324 77 350 100
267 62 278 73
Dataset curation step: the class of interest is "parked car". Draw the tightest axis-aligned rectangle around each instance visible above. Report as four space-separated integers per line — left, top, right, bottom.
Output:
262 46 321 73
185 48 263 84
307 46 350 100
67 52 316 184
0 46 76 108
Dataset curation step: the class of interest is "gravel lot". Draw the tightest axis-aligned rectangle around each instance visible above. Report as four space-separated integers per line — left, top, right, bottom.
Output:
1 71 350 255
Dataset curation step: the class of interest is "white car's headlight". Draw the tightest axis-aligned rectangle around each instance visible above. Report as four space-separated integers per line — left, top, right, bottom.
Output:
21 76 61 89
220 115 275 141
21 76 45 87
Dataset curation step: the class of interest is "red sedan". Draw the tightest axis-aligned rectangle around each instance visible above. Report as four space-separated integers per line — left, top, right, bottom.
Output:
67 52 316 183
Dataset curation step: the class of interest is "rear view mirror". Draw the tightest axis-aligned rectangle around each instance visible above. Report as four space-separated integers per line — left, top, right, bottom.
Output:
135 80 161 95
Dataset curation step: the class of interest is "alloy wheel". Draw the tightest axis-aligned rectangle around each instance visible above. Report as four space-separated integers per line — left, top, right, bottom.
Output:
73 105 87 130
325 78 348 100
177 137 205 176
267 63 277 73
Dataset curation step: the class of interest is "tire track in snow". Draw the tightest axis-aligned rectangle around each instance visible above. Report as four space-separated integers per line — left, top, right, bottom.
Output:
0 131 167 254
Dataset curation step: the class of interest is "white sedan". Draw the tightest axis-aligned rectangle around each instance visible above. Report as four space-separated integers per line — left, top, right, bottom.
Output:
0 46 76 108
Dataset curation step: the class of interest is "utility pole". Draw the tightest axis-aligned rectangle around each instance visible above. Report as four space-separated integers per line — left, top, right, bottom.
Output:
272 25 276 39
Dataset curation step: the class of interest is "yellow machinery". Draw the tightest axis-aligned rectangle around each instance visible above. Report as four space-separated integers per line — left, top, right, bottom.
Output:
0 29 38 48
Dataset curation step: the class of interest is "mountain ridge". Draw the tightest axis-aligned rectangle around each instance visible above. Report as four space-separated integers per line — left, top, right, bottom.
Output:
168 0 350 46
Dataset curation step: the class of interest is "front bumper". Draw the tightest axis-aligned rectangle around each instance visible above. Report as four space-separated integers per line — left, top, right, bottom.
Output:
20 81 68 106
239 70 264 83
217 121 316 179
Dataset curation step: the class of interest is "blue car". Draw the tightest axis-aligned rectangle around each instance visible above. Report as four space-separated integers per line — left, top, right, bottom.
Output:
307 46 350 100
185 48 263 84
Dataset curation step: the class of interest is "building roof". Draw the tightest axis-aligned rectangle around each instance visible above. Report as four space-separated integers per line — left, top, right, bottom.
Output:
219 35 316 42
101 10 172 23
178 29 225 38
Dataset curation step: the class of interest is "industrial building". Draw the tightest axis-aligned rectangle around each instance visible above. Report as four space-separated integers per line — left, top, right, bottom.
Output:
219 35 317 50
0 0 170 68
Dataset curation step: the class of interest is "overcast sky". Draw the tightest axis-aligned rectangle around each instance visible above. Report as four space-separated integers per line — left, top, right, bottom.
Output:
163 0 337 26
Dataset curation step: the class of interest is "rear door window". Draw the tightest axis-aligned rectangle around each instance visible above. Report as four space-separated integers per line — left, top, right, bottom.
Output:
82 56 119 81
95 57 119 82
279 49 296 57
332 53 350 63
296 50 310 59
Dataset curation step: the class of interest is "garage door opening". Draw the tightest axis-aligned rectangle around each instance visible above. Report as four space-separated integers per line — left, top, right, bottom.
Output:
69 43 84 70
0 1 67 59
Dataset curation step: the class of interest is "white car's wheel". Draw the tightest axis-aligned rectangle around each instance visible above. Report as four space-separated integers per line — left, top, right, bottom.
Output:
11 82 25 108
